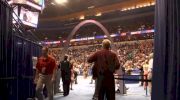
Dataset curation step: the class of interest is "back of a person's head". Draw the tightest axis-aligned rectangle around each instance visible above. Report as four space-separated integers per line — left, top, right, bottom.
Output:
42 46 48 51
102 39 111 49
42 47 49 55
64 55 68 61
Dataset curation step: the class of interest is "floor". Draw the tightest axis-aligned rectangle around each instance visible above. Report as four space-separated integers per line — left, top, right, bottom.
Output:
53 76 151 100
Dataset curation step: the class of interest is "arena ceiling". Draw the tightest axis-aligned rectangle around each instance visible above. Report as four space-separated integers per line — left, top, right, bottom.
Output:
40 0 154 21
34 0 155 41
41 0 126 19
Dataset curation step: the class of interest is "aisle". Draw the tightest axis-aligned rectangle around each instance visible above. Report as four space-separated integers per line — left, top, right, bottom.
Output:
54 76 150 100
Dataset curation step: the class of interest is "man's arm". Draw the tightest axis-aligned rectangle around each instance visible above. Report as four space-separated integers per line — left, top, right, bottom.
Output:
34 59 40 84
87 52 97 63
34 70 39 84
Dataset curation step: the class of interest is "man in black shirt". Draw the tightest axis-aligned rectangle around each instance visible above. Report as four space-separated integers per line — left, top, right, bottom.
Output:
60 55 71 96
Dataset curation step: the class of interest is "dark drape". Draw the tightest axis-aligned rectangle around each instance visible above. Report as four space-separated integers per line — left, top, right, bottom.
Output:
12 35 42 100
0 1 42 100
0 1 13 100
152 0 180 100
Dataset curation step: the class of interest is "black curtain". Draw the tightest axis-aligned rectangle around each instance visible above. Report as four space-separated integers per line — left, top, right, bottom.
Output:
0 1 13 100
0 1 42 100
11 35 41 100
152 0 180 100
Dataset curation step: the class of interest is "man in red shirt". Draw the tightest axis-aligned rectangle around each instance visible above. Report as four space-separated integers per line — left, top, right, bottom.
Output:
34 47 57 100
88 39 120 100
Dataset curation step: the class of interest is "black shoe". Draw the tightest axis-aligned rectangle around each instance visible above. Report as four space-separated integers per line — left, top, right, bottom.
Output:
92 97 98 100
63 93 68 96
116 89 120 93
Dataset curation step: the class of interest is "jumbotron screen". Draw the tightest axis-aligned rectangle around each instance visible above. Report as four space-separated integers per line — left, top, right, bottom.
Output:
20 7 39 27
8 0 45 11
13 6 39 28
29 0 44 6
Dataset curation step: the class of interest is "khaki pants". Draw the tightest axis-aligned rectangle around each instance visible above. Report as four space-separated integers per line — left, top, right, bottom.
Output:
36 74 53 100
54 69 61 94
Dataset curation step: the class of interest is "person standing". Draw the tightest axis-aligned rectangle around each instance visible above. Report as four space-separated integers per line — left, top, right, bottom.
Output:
54 61 61 94
73 64 79 84
60 55 71 96
70 61 75 90
91 63 99 100
83 63 88 79
148 53 153 95
88 39 120 100
143 60 149 90
35 47 57 100
115 65 127 94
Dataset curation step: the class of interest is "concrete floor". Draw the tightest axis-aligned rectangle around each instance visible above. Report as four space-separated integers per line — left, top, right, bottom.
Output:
53 76 151 100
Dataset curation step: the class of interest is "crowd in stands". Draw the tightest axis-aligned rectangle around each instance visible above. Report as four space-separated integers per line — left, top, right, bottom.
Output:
49 39 153 77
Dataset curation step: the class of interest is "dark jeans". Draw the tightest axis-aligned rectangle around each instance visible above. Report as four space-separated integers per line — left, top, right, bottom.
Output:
98 73 115 100
93 79 99 98
63 80 70 95
140 72 144 86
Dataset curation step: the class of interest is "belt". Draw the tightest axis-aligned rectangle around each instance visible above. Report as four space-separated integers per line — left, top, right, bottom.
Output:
40 73 50 75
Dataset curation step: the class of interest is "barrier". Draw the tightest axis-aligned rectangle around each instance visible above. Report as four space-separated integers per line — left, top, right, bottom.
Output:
114 74 151 96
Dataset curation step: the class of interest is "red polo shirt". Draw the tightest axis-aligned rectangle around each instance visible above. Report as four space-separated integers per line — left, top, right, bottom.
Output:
36 55 56 75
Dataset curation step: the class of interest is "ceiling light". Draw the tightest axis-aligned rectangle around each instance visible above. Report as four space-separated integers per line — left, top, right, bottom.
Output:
131 7 135 9
88 6 95 9
151 2 155 5
55 0 67 4
139 5 143 8
79 15 85 20
143 4 147 7
96 12 102 16
123 8 127 11
136 6 140 8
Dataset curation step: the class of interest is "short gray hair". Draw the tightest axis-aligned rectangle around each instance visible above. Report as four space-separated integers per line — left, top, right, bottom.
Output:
102 39 111 49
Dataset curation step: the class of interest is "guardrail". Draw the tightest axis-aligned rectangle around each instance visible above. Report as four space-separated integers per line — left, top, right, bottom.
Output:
114 74 151 96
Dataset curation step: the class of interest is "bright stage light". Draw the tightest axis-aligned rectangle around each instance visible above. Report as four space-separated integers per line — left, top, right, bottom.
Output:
143 4 147 7
131 7 135 9
79 15 85 20
136 6 140 8
96 12 102 16
151 2 155 5
55 0 67 4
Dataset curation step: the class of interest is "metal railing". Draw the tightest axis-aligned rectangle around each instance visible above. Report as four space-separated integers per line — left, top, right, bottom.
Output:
114 74 151 96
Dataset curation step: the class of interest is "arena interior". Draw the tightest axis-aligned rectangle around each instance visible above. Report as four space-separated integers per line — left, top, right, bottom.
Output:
0 0 180 100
